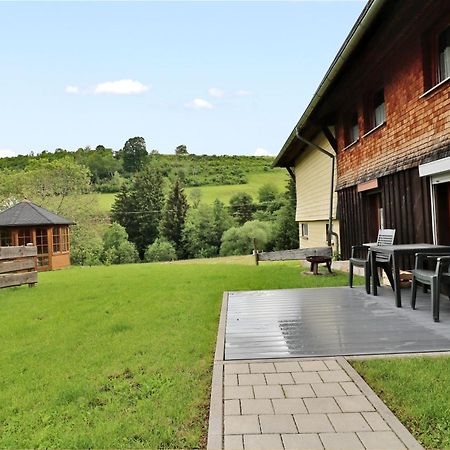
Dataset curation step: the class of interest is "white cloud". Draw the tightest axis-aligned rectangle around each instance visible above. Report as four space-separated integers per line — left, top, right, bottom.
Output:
235 89 252 97
185 98 213 110
208 87 225 98
0 148 16 158
94 79 150 95
254 147 273 157
65 85 80 94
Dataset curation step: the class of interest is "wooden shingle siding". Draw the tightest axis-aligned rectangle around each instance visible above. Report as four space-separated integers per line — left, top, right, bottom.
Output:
335 0 450 189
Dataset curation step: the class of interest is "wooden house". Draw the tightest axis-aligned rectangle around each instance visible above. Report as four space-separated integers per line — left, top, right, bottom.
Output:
274 0 450 262
0 201 74 271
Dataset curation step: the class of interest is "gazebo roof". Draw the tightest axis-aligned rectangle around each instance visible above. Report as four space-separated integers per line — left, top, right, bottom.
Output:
0 201 74 227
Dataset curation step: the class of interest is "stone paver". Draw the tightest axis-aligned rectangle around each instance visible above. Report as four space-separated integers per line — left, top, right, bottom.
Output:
224 434 243 450
259 414 298 434
243 434 284 450
224 374 238 386
265 372 295 385
304 397 341 413
300 360 328 371
240 399 273 415
319 370 352 383
283 384 315 398
361 412 390 431
357 431 406 449
225 363 249 375
319 432 365 449
224 415 260 434
311 382 347 397
224 399 240 416
340 381 361 396
294 413 334 433
292 371 323 384
327 413 372 432
224 385 254 400
282 433 324 450
253 384 284 399
275 361 301 372
250 362 276 373
238 373 266 386
335 395 375 413
272 398 307 414
209 357 422 450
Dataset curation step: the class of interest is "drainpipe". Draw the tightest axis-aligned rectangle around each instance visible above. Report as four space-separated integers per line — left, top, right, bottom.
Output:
294 128 336 250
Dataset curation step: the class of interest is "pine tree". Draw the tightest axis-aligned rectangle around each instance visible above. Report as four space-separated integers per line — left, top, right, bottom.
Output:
160 179 189 254
274 179 299 250
111 164 164 257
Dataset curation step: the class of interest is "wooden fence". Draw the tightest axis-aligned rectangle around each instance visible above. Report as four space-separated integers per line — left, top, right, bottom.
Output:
0 246 38 289
255 246 332 265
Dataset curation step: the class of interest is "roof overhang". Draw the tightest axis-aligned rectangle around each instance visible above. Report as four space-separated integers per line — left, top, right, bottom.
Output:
273 0 388 168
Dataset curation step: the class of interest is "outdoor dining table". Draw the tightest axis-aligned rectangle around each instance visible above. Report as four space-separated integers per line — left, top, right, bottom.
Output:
369 243 450 307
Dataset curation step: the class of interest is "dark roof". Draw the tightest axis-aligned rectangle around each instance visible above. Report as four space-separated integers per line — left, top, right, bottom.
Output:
0 201 74 227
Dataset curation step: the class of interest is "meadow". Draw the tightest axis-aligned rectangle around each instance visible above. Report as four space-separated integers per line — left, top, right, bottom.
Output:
0 259 352 448
92 170 289 213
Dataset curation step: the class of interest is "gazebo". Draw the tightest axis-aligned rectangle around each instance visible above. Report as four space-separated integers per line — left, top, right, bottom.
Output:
0 200 74 271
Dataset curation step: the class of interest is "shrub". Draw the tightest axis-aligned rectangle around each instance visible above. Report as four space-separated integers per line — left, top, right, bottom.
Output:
144 239 177 262
220 220 273 256
102 222 139 264
70 225 103 266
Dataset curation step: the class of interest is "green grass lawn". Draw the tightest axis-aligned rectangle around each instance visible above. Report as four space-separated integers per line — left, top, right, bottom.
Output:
352 357 450 449
0 260 354 448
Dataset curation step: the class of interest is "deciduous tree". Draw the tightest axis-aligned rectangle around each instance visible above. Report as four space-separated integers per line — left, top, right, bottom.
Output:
122 137 148 173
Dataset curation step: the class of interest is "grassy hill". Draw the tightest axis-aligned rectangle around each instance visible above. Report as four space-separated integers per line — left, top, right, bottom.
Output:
94 169 289 212
0 260 353 448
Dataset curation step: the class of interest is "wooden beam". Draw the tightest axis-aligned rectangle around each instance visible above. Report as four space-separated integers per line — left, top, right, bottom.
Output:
0 246 37 260
0 271 37 289
322 126 337 152
286 167 296 181
258 247 332 262
0 258 35 274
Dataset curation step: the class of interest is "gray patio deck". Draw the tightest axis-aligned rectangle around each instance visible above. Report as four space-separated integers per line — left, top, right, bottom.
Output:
225 286 450 360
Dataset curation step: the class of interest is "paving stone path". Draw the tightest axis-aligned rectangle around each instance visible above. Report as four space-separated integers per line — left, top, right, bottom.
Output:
208 356 423 450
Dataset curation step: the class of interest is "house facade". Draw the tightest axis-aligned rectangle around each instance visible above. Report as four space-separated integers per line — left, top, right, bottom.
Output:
274 0 450 261
294 133 339 252
0 201 74 271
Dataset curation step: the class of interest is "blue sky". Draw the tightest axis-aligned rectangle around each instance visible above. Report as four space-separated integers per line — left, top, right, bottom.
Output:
0 1 365 157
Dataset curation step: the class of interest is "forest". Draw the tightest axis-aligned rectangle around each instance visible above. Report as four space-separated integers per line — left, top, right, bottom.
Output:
0 137 298 264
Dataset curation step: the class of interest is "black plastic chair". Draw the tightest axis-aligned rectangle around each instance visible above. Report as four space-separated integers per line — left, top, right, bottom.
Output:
349 229 396 294
411 253 450 322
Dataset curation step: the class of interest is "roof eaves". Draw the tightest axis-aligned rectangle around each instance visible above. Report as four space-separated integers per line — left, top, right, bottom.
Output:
273 0 387 168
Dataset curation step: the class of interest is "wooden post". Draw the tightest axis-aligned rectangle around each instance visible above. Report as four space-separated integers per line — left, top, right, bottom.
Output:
253 238 259 266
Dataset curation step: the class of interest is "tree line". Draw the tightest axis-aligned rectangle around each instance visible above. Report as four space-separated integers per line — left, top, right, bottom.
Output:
0 136 275 193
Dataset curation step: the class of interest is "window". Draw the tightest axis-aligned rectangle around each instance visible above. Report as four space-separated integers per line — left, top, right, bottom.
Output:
373 90 385 127
345 112 359 146
423 22 450 90
53 226 61 253
0 230 12 246
301 223 309 238
36 228 48 255
438 26 450 83
61 227 69 252
17 228 33 246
